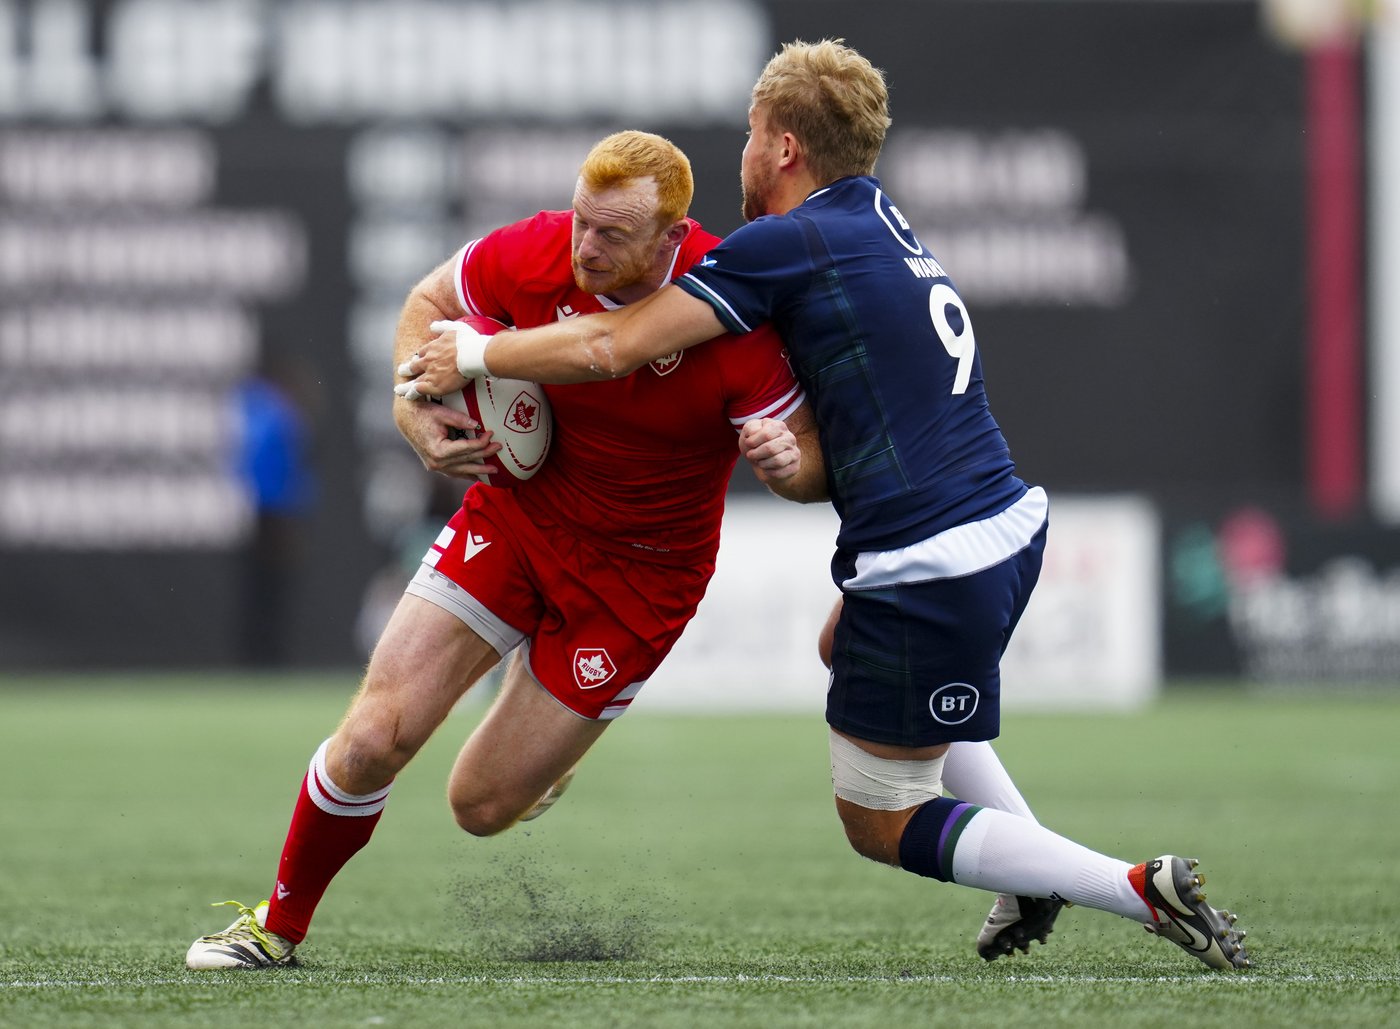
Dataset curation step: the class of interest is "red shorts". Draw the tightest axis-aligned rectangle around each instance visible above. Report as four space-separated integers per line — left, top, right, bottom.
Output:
405 486 715 720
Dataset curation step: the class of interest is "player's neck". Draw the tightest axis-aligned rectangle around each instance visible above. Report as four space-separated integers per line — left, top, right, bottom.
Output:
605 249 679 305
770 171 823 216
604 274 666 306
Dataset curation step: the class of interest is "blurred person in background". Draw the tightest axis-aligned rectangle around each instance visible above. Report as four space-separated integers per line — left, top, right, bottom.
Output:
186 130 818 969
232 357 316 667
398 40 1250 971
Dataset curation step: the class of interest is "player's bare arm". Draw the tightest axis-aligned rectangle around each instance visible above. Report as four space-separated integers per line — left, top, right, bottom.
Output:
393 258 501 477
740 402 828 503
397 283 724 395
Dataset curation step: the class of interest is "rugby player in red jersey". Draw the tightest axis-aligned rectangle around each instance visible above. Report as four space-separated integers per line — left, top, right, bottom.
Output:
186 131 823 969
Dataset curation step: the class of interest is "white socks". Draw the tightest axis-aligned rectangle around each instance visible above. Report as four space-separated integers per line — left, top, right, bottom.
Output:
943 741 1037 821
948 806 1151 921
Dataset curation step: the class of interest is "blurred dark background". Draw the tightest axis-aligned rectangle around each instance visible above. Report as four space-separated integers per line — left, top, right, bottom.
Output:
1 0 1394 690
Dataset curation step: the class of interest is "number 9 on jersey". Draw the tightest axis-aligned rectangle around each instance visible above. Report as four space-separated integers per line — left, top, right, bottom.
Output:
928 282 975 395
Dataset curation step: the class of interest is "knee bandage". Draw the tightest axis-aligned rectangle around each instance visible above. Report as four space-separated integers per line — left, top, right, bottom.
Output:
829 729 946 810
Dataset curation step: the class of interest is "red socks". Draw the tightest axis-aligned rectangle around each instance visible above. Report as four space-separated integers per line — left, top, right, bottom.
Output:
264 739 392 943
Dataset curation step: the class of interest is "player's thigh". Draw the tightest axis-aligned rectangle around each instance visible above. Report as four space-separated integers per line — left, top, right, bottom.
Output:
448 652 608 816
340 594 502 758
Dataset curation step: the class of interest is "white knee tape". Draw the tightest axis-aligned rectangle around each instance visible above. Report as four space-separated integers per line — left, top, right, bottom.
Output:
829 729 945 811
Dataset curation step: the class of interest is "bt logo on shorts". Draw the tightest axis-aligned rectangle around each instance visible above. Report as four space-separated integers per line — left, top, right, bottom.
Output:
573 648 617 690
929 682 979 725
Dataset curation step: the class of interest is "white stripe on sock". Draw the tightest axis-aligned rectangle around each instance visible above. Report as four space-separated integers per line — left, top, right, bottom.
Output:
306 738 391 817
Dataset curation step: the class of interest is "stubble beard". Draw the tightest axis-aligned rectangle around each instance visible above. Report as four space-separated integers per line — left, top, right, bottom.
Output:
740 168 772 223
741 191 760 224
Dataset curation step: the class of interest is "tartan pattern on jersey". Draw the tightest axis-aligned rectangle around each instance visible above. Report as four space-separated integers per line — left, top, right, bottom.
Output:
680 177 1027 553
798 265 909 500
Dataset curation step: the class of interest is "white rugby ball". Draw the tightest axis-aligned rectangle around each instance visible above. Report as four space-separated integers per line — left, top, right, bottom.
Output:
439 316 553 486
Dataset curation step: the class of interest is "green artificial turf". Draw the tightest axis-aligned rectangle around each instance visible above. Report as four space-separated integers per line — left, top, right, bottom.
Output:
1 676 1396 1027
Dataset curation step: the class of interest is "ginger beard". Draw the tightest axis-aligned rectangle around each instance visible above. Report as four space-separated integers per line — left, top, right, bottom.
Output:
570 239 659 297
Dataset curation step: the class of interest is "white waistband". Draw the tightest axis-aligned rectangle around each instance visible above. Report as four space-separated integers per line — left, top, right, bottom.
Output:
842 486 1047 590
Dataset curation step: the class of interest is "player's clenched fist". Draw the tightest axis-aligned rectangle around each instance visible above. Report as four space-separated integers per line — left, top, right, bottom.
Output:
395 395 501 478
739 417 801 482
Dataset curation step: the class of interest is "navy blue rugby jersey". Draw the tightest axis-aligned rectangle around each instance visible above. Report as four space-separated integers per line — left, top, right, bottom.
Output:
677 175 1026 553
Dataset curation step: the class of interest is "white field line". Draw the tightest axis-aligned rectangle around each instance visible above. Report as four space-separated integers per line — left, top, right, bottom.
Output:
5 972 1399 989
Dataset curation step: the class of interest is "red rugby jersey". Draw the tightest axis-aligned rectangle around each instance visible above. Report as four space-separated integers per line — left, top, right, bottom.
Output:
452 211 803 564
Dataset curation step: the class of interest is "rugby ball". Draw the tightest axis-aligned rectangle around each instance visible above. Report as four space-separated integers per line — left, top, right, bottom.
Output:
439 316 553 486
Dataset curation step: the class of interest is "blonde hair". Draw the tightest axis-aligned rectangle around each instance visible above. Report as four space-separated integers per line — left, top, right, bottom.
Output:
578 131 694 227
750 39 891 183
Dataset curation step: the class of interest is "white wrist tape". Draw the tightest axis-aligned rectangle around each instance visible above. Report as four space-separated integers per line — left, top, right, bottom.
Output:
829 729 946 810
428 320 491 379
455 327 490 379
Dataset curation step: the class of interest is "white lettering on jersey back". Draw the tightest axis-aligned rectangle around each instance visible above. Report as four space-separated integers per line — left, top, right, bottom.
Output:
904 256 950 279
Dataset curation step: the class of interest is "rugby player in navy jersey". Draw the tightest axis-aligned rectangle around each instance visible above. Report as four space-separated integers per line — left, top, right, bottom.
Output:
399 39 1249 970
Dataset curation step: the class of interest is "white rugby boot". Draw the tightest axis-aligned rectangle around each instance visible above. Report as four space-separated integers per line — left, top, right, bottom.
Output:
186 900 297 970
1134 855 1250 970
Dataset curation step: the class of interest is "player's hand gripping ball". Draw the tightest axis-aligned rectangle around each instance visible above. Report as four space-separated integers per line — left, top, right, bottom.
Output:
438 316 553 486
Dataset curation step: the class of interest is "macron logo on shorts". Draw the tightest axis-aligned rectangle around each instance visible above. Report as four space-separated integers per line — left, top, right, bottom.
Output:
573 648 617 690
929 682 979 725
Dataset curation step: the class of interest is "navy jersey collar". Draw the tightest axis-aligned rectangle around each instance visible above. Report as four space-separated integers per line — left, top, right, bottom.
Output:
803 175 880 207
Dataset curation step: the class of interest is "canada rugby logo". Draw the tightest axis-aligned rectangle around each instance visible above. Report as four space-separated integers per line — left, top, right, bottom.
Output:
573 648 617 690
650 351 683 376
506 392 543 433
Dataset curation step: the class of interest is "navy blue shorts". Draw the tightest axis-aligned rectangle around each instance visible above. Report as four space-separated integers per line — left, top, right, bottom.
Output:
825 523 1047 748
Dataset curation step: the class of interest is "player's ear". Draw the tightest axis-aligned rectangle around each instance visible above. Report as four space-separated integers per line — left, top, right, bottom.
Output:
662 219 691 248
779 132 801 170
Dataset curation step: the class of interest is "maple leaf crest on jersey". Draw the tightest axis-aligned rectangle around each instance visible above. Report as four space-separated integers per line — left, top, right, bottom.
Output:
573 648 617 689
